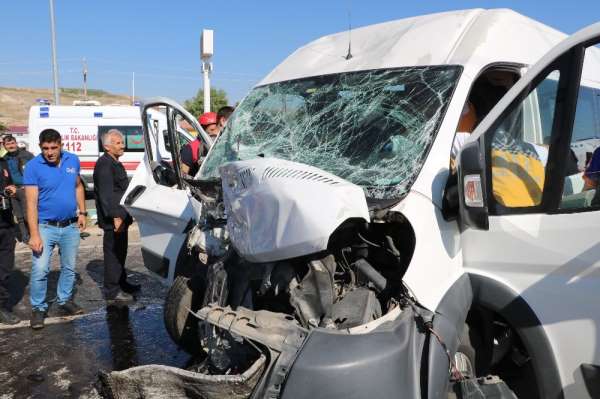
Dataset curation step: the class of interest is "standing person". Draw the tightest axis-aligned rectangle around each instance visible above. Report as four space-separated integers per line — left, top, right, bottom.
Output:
93 129 139 302
2 135 34 181
179 112 217 176
24 129 86 330
2 134 34 242
217 106 234 131
198 111 220 139
0 159 18 324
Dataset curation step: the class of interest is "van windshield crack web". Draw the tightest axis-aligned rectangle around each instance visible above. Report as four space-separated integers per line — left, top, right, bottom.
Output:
201 66 461 199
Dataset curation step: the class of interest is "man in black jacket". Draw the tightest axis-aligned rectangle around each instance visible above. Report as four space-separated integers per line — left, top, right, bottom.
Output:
2 135 34 242
93 129 140 302
0 158 18 324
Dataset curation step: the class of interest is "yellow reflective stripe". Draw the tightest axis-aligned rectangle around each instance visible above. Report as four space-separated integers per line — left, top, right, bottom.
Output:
492 149 545 207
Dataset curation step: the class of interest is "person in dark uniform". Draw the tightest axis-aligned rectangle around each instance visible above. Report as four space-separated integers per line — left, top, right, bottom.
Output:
93 129 140 302
0 160 18 324
2 134 34 242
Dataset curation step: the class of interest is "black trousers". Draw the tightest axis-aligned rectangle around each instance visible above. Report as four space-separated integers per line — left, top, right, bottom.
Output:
11 188 29 243
0 227 15 308
103 228 129 298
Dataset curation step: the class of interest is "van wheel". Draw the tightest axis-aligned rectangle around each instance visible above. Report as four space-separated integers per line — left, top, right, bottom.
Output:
164 275 206 355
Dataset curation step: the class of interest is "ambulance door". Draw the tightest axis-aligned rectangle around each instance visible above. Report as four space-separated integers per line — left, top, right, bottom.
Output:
122 97 211 283
458 24 600 399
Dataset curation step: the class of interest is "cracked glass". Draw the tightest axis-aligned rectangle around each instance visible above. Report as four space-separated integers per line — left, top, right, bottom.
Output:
200 66 461 199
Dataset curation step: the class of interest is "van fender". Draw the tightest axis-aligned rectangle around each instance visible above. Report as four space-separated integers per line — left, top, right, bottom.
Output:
426 273 473 399
426 273 564 399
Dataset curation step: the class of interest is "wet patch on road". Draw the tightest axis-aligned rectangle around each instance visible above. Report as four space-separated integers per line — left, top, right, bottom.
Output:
1 226 194 398
0 304 191 398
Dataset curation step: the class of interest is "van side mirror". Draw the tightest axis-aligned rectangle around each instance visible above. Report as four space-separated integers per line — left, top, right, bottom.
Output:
457 140 489 230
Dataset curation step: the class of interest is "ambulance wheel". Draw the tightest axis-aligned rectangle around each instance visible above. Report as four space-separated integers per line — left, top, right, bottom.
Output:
164 275 206 355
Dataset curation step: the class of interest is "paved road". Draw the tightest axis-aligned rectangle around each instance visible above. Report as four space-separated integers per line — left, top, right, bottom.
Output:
0 224 191 398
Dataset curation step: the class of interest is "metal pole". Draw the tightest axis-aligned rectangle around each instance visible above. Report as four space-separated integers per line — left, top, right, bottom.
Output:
82 57 88 100
49 0 60 105
202 61 211 113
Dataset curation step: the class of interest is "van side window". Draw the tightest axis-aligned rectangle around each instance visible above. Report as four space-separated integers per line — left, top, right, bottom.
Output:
163 129 192 152
450 69 518 172
560 45 600 210
98 125 144 152
488 70 560 209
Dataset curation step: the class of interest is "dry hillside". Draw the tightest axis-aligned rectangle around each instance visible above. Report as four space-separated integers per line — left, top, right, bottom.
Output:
0 87 131 126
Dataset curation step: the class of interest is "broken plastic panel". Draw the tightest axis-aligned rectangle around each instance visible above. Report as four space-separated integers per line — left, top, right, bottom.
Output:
200 66 462 199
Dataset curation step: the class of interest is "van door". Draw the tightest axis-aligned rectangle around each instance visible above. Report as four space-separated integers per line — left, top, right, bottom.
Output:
122 98 211 282
460 27 600 398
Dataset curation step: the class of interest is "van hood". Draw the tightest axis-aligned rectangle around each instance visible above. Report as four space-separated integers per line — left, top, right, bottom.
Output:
219 158 370 262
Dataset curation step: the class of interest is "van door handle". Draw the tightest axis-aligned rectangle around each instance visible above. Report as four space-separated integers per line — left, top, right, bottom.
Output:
124 185 146 205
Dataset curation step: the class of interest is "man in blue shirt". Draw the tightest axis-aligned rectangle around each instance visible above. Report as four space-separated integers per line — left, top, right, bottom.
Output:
24 129 87 330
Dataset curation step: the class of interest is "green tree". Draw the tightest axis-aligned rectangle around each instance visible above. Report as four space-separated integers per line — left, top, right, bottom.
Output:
184 87 229 118
0 122 7 134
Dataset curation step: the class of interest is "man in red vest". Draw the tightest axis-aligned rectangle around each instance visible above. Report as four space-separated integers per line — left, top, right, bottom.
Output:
180 112 218 176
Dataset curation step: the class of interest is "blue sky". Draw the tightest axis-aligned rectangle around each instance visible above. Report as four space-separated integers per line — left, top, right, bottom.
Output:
1 1 598 104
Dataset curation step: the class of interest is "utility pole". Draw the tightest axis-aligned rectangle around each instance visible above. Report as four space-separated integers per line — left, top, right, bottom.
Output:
49 0 60 105
200 29 214 113
202 62 212 113
82 58 88 100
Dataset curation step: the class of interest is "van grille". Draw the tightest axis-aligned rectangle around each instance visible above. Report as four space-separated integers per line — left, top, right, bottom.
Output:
261 166 340 185
237 167 255 189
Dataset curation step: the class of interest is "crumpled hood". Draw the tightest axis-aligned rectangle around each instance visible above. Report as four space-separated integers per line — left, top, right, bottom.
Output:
219 157 370 262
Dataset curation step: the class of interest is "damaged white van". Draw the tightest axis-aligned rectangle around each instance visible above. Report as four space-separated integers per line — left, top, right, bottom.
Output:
123 9 600 399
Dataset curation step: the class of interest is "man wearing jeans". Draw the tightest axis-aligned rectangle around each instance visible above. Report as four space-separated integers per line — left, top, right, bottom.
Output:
24 129 87 329
2 134 34 242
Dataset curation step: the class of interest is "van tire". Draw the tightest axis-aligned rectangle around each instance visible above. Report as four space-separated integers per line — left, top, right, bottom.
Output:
164 275 206 355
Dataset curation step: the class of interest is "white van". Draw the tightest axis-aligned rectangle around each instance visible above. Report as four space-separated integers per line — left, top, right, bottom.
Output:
123 9 600 399
28 104 192 191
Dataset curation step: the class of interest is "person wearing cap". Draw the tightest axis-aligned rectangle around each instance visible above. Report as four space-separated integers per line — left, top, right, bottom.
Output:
179 112 217 176
2 134 34 242
199 111 220 139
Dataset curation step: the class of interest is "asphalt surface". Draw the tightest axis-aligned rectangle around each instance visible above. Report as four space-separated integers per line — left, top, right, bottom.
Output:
0 223 192 398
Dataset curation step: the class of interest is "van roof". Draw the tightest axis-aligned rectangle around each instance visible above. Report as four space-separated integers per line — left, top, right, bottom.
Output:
29 105 141 120
259 8 567 85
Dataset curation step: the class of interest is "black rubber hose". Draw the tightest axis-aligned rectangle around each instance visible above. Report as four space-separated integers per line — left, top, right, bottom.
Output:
352 258 388 292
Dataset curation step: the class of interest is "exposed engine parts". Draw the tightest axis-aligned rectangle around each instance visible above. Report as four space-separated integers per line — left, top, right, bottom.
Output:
289 256 337 328
190 218 416 380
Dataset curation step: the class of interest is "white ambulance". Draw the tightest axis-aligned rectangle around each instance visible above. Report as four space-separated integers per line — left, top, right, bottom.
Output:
28 104 192 191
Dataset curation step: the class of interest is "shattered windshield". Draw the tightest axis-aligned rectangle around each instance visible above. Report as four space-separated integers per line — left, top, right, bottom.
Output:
200 66 461 199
